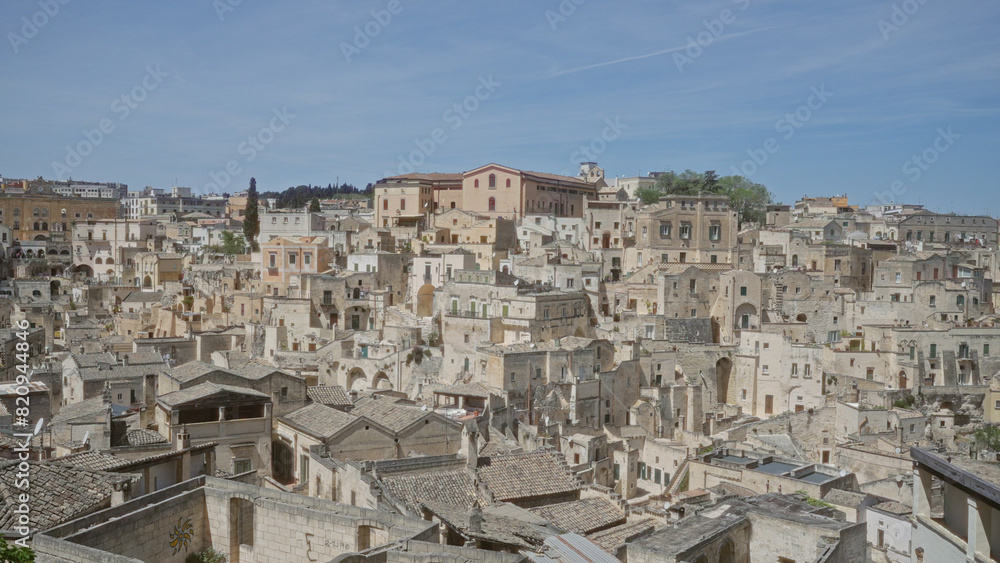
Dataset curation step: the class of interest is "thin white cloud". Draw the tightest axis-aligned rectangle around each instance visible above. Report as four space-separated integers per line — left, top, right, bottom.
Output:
545 27 781 78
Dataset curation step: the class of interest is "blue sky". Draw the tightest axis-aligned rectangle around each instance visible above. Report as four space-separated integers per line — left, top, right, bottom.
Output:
1 0 998 213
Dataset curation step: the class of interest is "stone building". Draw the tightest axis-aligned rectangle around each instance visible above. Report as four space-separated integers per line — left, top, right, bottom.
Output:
0 180 119 245
634 194 738 267
899 211 999 246
154 382 273 478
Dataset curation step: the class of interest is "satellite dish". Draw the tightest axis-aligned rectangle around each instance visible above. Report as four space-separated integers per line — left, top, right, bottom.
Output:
839 469 847 477
33 418 45 437
895 447 901 454
421 405 427 411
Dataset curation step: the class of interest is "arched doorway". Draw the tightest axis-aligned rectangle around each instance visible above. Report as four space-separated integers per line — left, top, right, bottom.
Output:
788 386 803 412
791 254 798 267
272 440 294 484
735 303 758 330
347 367 368 391
898 370 907 389
143 275 153 289
718 539 735 563
372 372 392 390
416 284 435 317
716 358 733 405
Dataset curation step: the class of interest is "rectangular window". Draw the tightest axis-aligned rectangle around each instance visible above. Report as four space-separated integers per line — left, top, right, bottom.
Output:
930 344 937 358
304 253 311 265
791 363 798 376
740 286 747 296
765 395 774 414
708 225 720 241
659 223 671 237
234 459 252 474
680 224 691 239
866 368 874 380
288 253 296 265
985 344 991 356
268 253 276 268
804 364 811 377
299 454 309 484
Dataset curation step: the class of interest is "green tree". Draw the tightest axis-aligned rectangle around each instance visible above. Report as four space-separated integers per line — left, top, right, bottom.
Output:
308 197 321 212
0 537 35 563
185 547 227 563
717 175 773 227
243 177 260 252
973 424 1000 452
636 186 664 205
220 231 245 256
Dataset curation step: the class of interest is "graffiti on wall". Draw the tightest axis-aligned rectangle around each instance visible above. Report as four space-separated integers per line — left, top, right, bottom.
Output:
169 516 195 555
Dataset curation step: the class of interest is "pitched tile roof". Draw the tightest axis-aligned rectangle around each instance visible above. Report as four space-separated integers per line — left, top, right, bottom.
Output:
157 382 270 408
350 398 429 433
50 396 109 426
54 451 130 472
280 403 358 439
123 428 168 446
122 291 163 303
307 385 351 407
585 518 657 554
421 501 552 548
479 450 580 502
529 497 625 534
163 361 232 382
0 460 135 531
381 469 485 513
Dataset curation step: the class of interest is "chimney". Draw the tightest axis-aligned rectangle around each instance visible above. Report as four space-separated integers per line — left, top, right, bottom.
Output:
176 427 191 451
111 483 127 507
122 354 129 367
467 500 483 534
464 426 479 471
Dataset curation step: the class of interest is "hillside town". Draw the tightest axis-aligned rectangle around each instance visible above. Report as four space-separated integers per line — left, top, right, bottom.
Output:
2 165 1000 563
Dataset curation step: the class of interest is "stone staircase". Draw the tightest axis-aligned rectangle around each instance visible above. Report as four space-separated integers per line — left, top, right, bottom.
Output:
664 458 690 498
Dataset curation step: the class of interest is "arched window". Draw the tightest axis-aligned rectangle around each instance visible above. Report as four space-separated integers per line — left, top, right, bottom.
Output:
33 222 40 231
87 213 94 219
12 221 19 230
489 174 496 188
33 207 40 217
488 197 496 212
106 258 115 265
61 209 67 218
12 207 19 217
95 258 103 264
506 178 511 188
41 222 47 231
40 208 48 217
957 295 965 307
474 179 479 188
